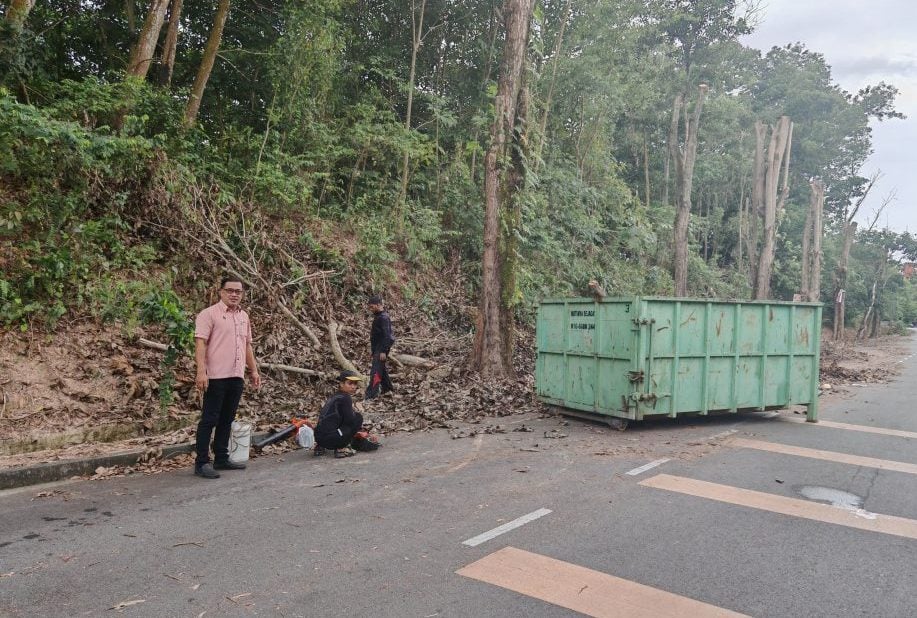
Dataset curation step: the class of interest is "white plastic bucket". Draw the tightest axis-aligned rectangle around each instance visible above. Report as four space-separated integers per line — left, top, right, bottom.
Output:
229 421 252 463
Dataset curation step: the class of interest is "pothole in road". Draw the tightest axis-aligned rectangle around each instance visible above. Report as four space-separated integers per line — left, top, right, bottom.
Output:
798 485 877 520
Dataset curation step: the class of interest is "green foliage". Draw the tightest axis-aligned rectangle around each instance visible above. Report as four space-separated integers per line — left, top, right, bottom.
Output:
0 91 158 326
140 290 195 411
353 215 399 289
1 0 910 349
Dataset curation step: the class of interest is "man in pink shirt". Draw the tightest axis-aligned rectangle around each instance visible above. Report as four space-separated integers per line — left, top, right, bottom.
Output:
193 276 262 479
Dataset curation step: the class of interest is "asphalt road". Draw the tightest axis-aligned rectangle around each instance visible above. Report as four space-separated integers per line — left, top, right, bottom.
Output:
2 336 916 617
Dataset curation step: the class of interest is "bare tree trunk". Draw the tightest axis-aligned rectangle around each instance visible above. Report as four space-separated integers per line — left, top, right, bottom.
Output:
832 172 880 339
833 221 856 341
157 0 183 87
126 0 170 78
473 0 534 376
747 121 766 289
664 93 681 210
671 84 708 296
737 196 745 273
807 179 825 302
4 0 35 29
500 84 529 368
754 116 792 300
396 0 427 228
856 270 880 340
870 260 887 339
800 199 812 299
184 0 230 127
643 131 651 208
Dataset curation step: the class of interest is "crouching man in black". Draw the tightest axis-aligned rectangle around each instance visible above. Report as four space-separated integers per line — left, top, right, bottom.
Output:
314 371 364 458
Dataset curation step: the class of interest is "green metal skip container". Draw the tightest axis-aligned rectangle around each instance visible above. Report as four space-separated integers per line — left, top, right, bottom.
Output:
535 297 822 428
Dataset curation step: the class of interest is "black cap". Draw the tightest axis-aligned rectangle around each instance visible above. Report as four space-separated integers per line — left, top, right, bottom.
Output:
336 370 363 383
367 295 383 305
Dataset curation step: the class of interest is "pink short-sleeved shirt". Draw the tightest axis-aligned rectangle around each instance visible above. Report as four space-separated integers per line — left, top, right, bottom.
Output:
195 301 253 379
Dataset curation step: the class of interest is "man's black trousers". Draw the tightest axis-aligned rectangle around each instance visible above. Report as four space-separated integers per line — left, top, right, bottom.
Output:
365 356 393 400
195 377 244 466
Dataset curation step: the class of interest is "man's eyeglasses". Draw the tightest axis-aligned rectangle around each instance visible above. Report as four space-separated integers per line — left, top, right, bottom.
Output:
221 288 244 295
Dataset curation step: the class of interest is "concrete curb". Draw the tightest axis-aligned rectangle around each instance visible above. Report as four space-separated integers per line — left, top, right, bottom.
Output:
0 432 274 491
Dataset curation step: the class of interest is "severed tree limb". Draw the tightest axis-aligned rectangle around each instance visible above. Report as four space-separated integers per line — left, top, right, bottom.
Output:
275 298 321 348
192 208 322 348
138 338 322 376
259 363 323 377
389 351 435 368
325 319 359 373
139 338 169 351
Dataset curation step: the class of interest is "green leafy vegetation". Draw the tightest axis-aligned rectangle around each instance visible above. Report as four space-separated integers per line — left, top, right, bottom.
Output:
1 0 914 346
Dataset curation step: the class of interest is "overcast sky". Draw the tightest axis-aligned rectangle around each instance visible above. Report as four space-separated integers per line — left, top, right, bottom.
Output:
741 0 916 233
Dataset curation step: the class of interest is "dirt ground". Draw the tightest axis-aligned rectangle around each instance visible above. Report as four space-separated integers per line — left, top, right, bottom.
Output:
1 327 911 477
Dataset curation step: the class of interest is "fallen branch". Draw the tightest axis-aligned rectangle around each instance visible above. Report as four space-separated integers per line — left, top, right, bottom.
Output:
275 297 321 348
259 363 323 377
139 338 322 376
389 351 436 368
326 319 359 373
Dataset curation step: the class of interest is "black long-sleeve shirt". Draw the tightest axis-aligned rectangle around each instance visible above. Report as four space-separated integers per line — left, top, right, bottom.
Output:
370 310 395 355
314 392 360 443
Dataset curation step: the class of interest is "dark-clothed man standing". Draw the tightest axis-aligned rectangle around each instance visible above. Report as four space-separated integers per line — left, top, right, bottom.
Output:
193 276 261 479
365 295 395 400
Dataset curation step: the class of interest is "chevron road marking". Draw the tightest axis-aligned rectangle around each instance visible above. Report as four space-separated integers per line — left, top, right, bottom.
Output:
780 417 917 439
640 474 917 540
731 437 917 475
457 546 749 618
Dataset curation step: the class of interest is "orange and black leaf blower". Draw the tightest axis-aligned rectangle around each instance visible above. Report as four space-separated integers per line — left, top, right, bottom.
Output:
253 417 314 452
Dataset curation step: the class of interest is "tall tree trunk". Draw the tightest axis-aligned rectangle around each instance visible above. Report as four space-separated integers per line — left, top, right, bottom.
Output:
832 172 879 339
671 84 708 296
4 0 35 29
754 116 792 300
472 0 534 376
856 267 881 340
870 259 887 339
800 180 821 301
157 0 183 87
833 221 856 341
501 84 530 368
737 196 745 273
747 121 766 288
126 0 170 78
800 201 812 298
807 179 825 302
184 0 230 128
396 0 427 229
643 131 651 208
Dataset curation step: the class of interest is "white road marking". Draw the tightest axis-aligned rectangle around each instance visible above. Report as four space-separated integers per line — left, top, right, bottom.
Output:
625 458 671 476
462 508 552 547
